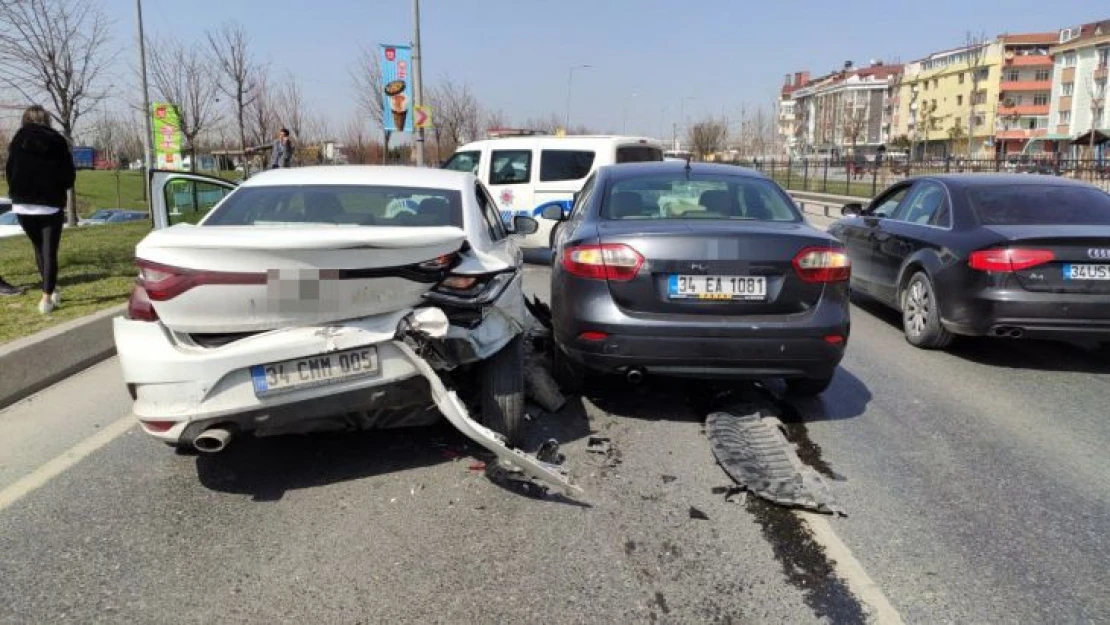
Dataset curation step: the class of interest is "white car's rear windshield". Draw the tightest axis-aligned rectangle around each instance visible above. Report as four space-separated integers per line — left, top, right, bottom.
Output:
203 185 464 227
602 174 801 222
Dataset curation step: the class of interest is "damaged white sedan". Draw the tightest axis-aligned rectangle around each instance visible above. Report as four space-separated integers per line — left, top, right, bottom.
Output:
114 166 578 493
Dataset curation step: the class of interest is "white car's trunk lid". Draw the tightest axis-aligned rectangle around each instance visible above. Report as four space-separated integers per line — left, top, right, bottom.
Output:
136 224 466 333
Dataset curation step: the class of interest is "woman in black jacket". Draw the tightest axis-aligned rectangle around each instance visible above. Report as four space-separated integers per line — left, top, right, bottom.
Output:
4 105 75 314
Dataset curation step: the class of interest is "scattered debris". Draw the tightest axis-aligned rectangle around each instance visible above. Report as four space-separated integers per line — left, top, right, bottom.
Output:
586 436 612 455
710 486 729 495
536 439 565 465
705 406 844 515
661 474 678 484
468 461 487 472
726 490 747 505
524 362 567 412
688 506 709 520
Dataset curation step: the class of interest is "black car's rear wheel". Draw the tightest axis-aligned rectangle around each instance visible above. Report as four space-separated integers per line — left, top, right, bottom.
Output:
479 334 525 447
901 272 953 349
785 373 835 397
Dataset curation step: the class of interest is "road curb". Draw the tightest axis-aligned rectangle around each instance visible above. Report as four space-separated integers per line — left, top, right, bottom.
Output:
0 304 124 409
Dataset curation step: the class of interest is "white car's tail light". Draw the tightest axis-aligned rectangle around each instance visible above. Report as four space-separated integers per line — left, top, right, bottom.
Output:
136 259 265 301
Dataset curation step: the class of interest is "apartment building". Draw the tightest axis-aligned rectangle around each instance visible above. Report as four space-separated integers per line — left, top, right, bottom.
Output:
778 72 809 157
895 39 1004 158
993 33 1057 156
789 61 902 157
1048 20 1110 157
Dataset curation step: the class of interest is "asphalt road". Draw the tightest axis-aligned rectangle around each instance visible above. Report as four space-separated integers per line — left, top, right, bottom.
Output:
0 262 1107 624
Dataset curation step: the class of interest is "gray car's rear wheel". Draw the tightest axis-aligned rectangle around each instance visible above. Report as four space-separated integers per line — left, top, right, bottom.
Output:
901 272 953 349
479 334 525 447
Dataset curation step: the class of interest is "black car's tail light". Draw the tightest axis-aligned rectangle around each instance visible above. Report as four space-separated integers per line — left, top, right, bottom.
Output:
792 247 851 283
562 243 644 281
968 248 1055 272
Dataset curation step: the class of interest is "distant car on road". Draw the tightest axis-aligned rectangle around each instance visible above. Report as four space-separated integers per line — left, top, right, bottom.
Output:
79 209 147 226
830 174 1110 349
546 161 851 396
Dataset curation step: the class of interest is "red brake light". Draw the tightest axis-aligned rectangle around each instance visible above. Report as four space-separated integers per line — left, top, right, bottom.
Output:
578 331 609 341
136 259 265 301
126 283 159 322
141 420 176 433
561 244 644 281
792 247 851 283
968 248 1055 272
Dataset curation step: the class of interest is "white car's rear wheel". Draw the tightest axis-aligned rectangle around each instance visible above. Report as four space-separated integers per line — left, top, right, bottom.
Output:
479 334 525 448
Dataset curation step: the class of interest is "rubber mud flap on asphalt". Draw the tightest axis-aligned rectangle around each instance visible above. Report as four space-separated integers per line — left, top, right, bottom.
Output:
706 407 844 515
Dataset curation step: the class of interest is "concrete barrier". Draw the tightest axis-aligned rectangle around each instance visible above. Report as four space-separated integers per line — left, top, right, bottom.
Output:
0 304 124 409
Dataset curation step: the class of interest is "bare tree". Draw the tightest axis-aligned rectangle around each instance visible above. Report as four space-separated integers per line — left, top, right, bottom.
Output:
482 108 507 135
246 66 277 150
964 31 988 156
947 118 967 155
1087 73 1107 158
349 44 388 152
149 37 222 171
276 73 306 146
840 93 869 153
686 116 729 160
206 22 257 157
341 114 377 165
427 78 483 159
0 0 115 224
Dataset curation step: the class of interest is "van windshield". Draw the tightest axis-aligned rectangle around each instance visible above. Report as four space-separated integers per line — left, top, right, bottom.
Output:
442 151 480 174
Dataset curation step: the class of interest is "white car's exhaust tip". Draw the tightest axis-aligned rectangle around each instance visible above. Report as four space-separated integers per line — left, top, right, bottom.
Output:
193 426 233 453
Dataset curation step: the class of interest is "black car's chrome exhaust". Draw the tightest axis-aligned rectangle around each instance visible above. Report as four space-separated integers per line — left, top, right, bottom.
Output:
625 368 645 385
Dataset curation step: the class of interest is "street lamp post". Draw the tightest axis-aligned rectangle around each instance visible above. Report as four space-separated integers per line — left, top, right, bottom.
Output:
565 64 591 131
135 0 153 203
412 0 425 166
622 92 638 134
677 96 696 149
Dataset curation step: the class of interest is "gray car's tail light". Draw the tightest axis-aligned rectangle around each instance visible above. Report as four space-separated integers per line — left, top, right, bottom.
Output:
792 247 851 283
562 243 644 281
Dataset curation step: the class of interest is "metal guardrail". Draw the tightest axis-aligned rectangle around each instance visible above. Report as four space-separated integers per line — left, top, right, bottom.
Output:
788 191 858 220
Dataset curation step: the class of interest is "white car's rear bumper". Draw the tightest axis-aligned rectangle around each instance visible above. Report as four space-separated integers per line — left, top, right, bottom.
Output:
113 309 436 444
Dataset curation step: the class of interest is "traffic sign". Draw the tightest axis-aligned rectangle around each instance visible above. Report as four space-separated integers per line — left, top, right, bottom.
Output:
415 105 432 129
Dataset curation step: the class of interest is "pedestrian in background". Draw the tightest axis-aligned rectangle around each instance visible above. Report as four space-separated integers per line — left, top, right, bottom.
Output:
271 128 294 168
4 105 75 314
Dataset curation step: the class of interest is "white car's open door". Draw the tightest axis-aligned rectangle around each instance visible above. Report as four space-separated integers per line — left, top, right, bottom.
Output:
149 170 238 230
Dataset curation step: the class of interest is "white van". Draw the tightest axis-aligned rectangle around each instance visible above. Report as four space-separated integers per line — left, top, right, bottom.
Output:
442 135 664 247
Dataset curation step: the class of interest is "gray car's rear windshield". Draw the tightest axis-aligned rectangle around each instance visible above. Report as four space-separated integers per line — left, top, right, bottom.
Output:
602 174 801 222
203 185 464 227
967 185 1110 226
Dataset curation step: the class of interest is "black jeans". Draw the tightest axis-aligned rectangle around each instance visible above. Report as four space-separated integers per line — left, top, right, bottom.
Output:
17 211 64 294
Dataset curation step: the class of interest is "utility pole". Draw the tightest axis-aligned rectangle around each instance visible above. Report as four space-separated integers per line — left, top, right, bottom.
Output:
565 64 591 131
136 0 153 202
412 0 425 166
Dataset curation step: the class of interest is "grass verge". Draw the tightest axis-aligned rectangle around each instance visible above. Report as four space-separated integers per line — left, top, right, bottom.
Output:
0 221 149 344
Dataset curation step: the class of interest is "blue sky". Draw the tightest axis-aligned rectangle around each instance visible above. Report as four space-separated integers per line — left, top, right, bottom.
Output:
101 0 1104 138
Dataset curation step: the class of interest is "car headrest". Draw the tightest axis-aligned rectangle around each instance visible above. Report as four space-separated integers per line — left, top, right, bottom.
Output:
610 191 644 219
304 192 344 223
742 186 773 220
417 197 452 225
699 189 732 215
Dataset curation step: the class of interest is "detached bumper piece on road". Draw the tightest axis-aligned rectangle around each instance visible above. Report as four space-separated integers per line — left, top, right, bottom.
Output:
706 407 843 515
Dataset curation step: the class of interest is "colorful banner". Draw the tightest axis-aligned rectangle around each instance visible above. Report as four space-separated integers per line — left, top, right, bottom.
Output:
152 102 183 170
380 44 414 133
414 105 432 129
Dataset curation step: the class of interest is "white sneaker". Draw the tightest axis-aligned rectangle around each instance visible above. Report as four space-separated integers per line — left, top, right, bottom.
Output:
38 298 54 315
50 290 61 307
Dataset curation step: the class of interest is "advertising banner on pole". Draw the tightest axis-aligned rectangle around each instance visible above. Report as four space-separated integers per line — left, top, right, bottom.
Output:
380 44 414 133
152 102 184 170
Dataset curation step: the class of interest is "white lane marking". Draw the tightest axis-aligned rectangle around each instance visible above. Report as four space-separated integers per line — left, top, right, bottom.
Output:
798 511 905 625
0 414 134 513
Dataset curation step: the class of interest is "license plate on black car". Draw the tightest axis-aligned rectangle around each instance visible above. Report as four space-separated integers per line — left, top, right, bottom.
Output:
667 275 767 300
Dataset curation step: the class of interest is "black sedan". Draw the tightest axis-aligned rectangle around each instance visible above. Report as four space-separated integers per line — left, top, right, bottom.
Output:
543 162 851 397
829 174 1110 349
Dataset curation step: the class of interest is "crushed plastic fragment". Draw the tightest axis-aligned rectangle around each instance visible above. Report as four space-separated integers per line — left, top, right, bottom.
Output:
688 506 709 520
662 474 678 484
586 436 611 454
706 406 844 515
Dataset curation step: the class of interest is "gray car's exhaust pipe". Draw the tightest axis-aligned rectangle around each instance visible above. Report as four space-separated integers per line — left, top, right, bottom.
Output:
193 426 232 453
626 368 645 385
